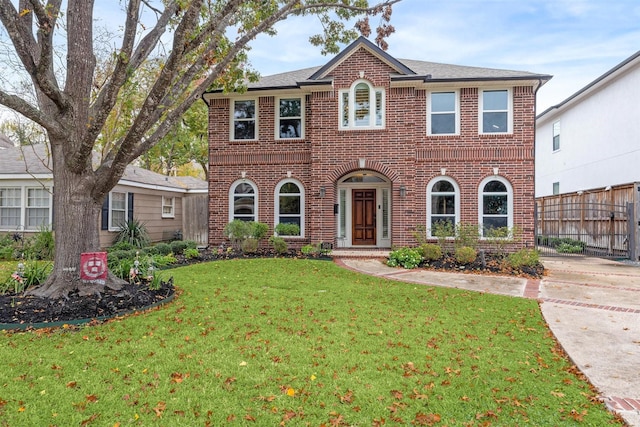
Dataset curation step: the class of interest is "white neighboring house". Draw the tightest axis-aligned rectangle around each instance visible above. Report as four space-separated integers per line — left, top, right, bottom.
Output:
0 142 209 247
536 50 640 197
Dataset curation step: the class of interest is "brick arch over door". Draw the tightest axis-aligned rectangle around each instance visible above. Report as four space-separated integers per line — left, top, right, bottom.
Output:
326 160 400 184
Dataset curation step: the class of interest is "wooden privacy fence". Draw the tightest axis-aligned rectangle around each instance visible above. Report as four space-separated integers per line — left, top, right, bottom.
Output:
535 184 638 259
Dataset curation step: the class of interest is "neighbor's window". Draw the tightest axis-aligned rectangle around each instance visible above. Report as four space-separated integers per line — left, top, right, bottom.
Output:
109 191 127 229
339 80 384 129
26 187 50 229
230 181 257 222
162 196 175 218
232 99 256 140
553 120 560 151
277 97 303 139
553 182 560 195
275 180 304 236
428 91 458 135
427 177 460 237
479 177 513 237
0 187 21 228
480 89 511 133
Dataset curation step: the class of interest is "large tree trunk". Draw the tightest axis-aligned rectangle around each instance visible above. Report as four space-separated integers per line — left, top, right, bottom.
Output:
27 142 125 299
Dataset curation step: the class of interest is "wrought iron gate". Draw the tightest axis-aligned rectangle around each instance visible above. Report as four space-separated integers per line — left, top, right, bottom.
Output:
535 201 635 259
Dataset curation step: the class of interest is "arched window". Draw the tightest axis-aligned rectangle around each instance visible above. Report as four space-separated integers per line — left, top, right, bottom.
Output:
339 80 384 129
478 176 513 237
275 180 304 236
229 180 257 222
427 177 460 237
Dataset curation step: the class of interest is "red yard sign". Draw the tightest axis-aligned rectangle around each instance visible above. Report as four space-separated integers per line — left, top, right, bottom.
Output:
80 252 108 281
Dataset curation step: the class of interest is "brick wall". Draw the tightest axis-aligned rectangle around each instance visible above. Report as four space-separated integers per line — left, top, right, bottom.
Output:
207 48 536 250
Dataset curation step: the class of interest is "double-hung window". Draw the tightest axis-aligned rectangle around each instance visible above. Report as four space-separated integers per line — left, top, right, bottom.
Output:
0 187 21 228
277 97 303 139
340 80 384 129
110 191 127 229
232 99 257 140
26 188 50 229
275 180 304 236
230 181 257 222
479 177 513 237
480 89 511 134
427 177 460 237
428 91 458 135
162 196 175 218
552 121 560 151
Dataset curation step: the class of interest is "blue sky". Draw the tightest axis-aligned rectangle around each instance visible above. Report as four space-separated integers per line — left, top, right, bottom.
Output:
247 0 640 112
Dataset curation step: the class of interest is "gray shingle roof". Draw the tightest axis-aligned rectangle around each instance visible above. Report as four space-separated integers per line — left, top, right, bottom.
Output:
0 144 207 191
229 36 551 92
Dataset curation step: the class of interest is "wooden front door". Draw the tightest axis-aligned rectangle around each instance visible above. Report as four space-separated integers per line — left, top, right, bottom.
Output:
352 189 376 245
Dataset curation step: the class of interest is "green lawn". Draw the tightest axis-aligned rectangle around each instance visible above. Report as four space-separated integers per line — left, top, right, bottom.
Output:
0 259 621 426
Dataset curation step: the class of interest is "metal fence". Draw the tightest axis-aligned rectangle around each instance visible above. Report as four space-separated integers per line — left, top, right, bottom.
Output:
535 200 633 259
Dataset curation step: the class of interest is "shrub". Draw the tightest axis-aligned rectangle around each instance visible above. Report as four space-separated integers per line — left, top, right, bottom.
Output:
29 226 54 260
22 261 53 288
301 242 331 257
275 222 300 236
170 240 189 255
269 236 288 254
184 248 200 260
455 223 479 250
420 243 442 261
455 246 477 264
108 240 134 252
183 240 198 250
431 221 455 252
556 242 584 254
241 237 259 254
387 247 423 269
113 219 150 248
153 242 172 256
224 220 269 249
508 249 540 269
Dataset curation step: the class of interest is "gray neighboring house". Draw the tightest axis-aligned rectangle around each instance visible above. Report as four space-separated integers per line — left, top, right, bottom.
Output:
0 143 208 247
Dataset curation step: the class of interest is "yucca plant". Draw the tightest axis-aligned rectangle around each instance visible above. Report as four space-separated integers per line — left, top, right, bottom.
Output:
113 218 150 248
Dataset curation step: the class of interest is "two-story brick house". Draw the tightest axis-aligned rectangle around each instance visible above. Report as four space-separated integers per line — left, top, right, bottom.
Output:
204 37 550 250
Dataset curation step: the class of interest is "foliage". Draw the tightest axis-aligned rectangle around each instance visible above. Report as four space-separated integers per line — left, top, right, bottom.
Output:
485 225 523 255
454 223 480 250
224 220 269 251
107 240 135 252
420 243 442 261
275 222 301 236
0 259 618 425
151 243 172 256
431 221 456 252
29 226 55 260
454 246 477 264
113 219 150 248
300 242 332 257
0 234 16 261
387 247 424 269
0 260 52 294
170 240 189 255
241 237 259 254
556 242 585 254
183 248 200 260
508 248 540 269
411 224 428 245
269 235 288 254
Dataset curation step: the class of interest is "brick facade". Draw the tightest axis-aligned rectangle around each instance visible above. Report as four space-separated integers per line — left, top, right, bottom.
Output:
205 38 546 251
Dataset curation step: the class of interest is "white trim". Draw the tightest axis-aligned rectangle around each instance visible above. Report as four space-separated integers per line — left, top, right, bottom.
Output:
161 196 175 218
477 175 513 238
108 191 128 231
427 90 460 136
339 79 385 130
230 98 258 141
275 96 304 140
0 185 52 231
426 176 460 237
229 179 258 222
273 178 305 238
479 88 513 134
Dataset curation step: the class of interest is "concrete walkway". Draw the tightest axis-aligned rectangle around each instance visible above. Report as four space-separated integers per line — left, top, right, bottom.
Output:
334 255 640 426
